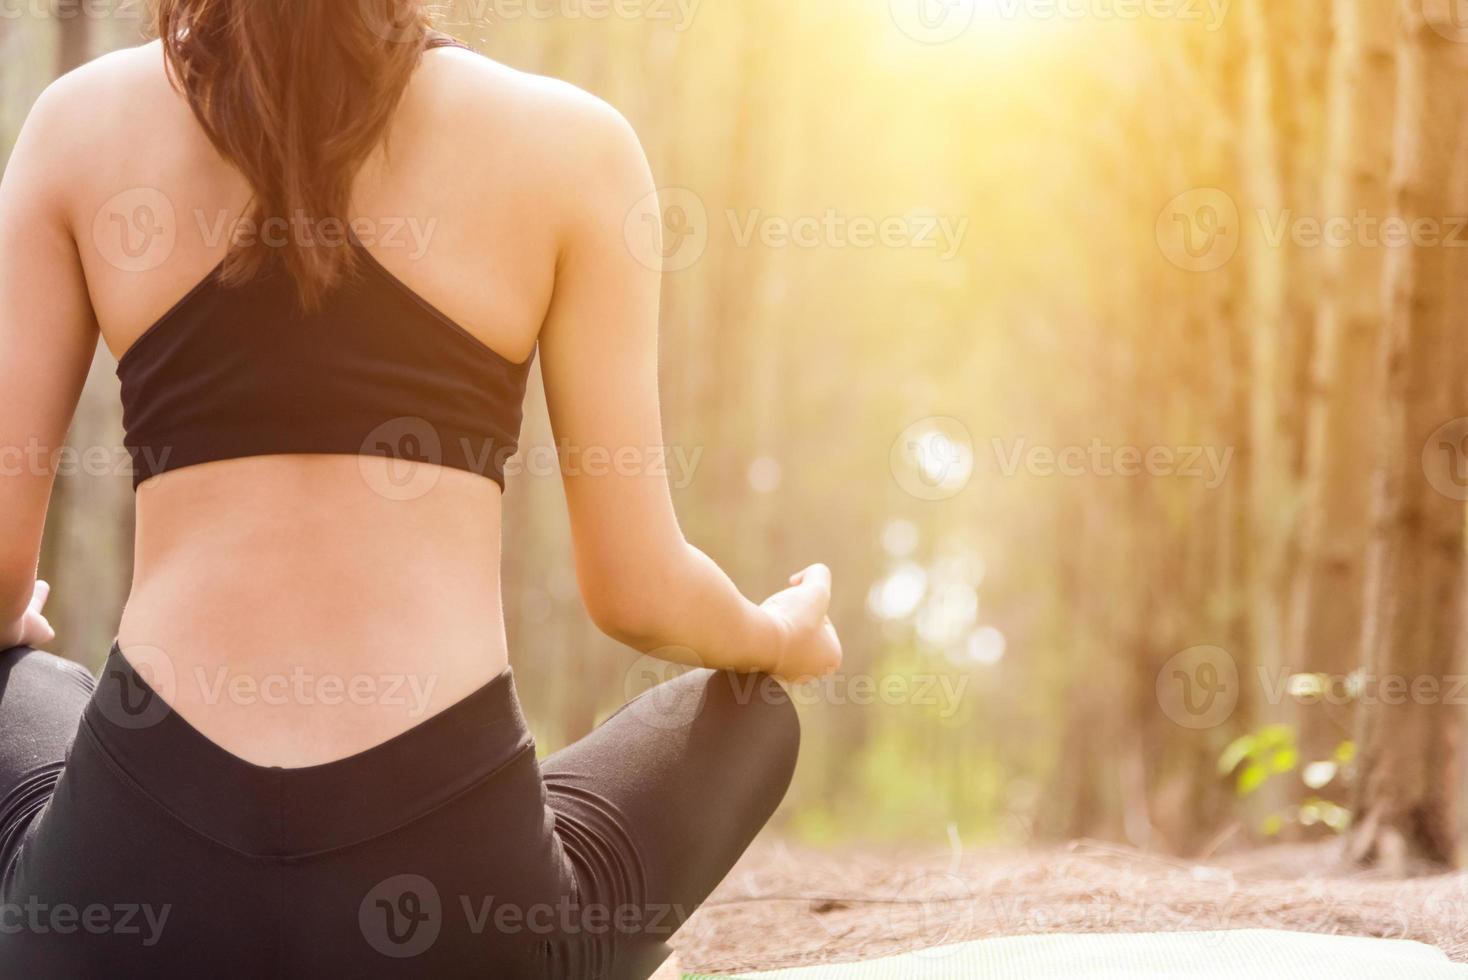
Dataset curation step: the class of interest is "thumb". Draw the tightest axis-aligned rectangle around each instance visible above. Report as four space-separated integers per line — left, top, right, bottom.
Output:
29 581 51 616
796 564 832 600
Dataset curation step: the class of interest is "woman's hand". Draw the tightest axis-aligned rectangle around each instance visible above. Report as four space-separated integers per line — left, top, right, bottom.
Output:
761 564 843 682
1 580 56 651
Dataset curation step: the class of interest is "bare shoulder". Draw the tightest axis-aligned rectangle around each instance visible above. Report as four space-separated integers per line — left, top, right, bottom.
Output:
5 42 179 210
412 47 655 227
17 41 172 150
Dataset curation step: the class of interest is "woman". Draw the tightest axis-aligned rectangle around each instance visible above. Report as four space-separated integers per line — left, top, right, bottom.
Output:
0 2 841 976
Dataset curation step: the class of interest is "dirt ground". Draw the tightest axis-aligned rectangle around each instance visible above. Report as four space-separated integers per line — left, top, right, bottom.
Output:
661 839 1468 975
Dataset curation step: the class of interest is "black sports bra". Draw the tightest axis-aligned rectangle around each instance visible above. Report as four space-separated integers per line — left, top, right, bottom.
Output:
117 238 534 490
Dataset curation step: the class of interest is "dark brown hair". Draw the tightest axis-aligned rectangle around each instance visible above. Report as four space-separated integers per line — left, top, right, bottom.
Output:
154 0 436 307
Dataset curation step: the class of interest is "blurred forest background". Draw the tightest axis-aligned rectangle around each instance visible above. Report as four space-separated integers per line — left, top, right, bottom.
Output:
6 0 1468 873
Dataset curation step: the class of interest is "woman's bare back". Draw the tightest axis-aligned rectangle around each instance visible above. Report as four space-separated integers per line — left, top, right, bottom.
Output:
55 42 592 765
1 34 838 769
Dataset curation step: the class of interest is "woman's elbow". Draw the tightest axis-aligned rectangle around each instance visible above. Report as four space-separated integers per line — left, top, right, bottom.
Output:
0 573 32 627
581 572 672 650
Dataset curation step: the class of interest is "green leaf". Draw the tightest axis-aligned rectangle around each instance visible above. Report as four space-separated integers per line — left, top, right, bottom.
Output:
1238 762 1268 797
1218 734 1255 776
1257 724 1294 748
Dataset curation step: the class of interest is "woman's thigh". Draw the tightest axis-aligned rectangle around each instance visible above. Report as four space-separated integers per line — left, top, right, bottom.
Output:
0 646 94 871
540 669 800 975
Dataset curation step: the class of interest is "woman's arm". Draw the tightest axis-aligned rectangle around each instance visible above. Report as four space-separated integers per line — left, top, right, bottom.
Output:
536 90 840 681
0 77 100 647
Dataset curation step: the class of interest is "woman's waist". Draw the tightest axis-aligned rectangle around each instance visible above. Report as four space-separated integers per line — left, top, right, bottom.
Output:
79 644 537 858
119 459 514 766
119 560 510 768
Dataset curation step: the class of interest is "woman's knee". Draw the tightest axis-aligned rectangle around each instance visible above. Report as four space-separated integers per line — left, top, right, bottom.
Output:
0 647 94 794
595 666 800 807
697 670 801 796
0 646 95 700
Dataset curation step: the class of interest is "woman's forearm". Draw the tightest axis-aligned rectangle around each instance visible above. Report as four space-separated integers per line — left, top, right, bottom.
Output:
0 581 33 647
597 542 785 674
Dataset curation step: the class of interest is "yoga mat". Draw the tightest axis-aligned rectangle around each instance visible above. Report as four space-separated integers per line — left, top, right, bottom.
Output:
684 929 1468 979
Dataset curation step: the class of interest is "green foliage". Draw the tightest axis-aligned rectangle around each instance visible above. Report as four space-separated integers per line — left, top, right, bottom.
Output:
1219 722 1355 837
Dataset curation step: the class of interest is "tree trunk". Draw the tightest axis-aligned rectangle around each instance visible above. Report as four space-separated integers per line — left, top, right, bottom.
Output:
1238 0 1295 711
1285 0 1396 801
1347 0 1468 871
55 1 90 75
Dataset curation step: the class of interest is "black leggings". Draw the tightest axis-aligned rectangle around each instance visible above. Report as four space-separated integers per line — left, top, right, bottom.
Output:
0 645 799 978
